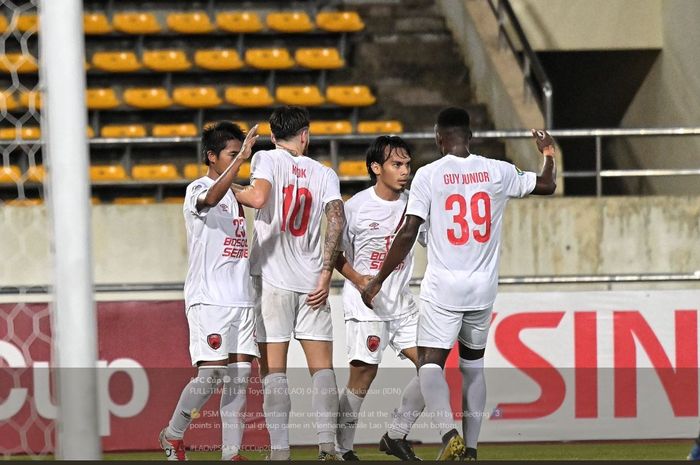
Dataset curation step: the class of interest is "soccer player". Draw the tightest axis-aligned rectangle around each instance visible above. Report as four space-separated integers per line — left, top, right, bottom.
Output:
334 136 425 461
234 106 346 460
362 107 557 461
159 122 260 461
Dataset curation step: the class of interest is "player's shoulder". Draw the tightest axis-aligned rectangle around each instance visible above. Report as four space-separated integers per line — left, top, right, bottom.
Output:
344 187 372 208
186 176 211 192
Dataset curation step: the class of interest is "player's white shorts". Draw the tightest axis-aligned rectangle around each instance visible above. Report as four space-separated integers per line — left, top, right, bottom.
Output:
253 277 333 343
417 300 492 350
345 311 418 365
186 304 259 366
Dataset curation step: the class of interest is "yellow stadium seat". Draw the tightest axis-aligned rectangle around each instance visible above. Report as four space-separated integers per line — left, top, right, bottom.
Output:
315 11 364 32
338 160 367 177
113 12 161 34
0 165 21 182
235 121 251 132
87 88 120 110
244 48 294 70
114 197 156 205
275 85 325 106
357 120 404 134
0 53 38 74
0 16 7 33
143 49 192 72
17 14 38 32
224 86 273 107
131 163 179 181
326 85 376 106
84 13 112 34
237 162 251 179
92 51 141 72
19 90 41 110
3 127 42 140
0 128 15 140
123 87 172 109
90 165 128 181
295 48 344 70
26 165 44 182
184 163 208 179
173 86 222 108
152 123 198 137
194 49 244 71
87 127 95 138
162 197 184 204
309 121 352 135
0 91 19 111
266 11 313 33
167 11 214 34
100 124 147 138
216 11 263 33
256 122 271 136
6 198 43 206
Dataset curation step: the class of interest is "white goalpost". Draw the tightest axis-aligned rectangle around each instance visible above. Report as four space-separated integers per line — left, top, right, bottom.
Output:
39 0 101 459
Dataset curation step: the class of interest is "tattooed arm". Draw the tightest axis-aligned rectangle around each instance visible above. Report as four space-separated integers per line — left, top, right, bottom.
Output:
307 199 346 309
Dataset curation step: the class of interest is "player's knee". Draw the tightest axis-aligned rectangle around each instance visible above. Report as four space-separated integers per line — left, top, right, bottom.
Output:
458 343 485 361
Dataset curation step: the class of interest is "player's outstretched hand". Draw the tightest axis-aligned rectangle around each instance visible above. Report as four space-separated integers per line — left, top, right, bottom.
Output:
360 278 381 309
355 274 373 291
531 129 555 156
237 124 259 161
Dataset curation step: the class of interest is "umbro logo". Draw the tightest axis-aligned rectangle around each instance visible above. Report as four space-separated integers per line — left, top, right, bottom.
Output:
369 222 379 230
219 204 229 212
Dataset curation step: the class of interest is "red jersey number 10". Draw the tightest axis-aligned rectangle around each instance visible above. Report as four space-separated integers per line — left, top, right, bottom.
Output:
445 191 491 245
281 185 312 237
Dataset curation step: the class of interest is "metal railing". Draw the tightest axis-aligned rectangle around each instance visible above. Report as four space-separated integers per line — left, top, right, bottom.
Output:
486 0 553 128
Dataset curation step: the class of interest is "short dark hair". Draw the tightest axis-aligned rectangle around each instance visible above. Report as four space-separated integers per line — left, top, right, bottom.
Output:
201 121 245 165
365 135 412 182
269 106 310 141
436 107 471 139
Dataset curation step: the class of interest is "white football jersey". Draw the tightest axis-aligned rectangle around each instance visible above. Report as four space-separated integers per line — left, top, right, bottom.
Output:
406 154 536 311
249 149 342 292
342 187 418 322
183 176 254 309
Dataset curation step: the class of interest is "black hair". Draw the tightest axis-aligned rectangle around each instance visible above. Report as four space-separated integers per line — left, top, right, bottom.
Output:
436 107 472 139
269 106 310 141
365 135 412 182
201 121 245 165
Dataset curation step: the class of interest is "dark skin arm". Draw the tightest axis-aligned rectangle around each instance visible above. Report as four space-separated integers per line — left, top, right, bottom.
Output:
531 128 557 195
307 199 346 309
361 214 423 308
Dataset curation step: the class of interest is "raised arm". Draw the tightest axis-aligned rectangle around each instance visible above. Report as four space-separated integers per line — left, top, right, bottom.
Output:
531 129 557 195
361 214 423 308
307 199 346 309
233 178 272 209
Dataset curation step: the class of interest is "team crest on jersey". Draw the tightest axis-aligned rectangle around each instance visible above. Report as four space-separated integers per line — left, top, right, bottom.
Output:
207 333 222 350
368 222 380 230
366 335 381 352
515 166 524 176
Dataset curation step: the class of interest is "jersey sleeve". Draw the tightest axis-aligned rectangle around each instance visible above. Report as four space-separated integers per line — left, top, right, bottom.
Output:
500 161 537 198
417 222 428 247
406 167 431 220
321 168 342 207
185 181 209 217
250 151 274 184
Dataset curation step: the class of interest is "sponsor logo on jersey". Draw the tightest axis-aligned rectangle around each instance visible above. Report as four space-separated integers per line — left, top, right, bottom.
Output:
369 222 379 230
515 166 524 176
207 333 222 350
366 335 381 352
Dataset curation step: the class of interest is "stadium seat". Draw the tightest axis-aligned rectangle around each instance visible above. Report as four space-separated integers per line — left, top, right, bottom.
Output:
167 11 214 34
194 49 244 71
237 162 251 179
19 90 41 110
6 198 43 206
162 197 184 204
295 48 344 70
100 124 147 138
87 127 95 138
123 87 172 109
131 163 179 181
0 53 38 74
86 88 120 110
3 127 42 140
326 85 376 106
0 92 19 111
256 122 272 136
90 165 128 181
26 165 44 182
244 48 295 70
315 11 365 32
235 121 251 132
338 160 367 177
173 86 222 108
142 49 192 72
275 85 325 106
216 11 263 33
309 120 352 135
113 197 156 205
224 86 274 107
357 120 404 134
0 165 21 182
17 14 37 32
184 163 207 179
92 51 142 72
266 11 314 33
84 13 112 34
113 12 162 34
0 16 7 33
152 123 197 137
